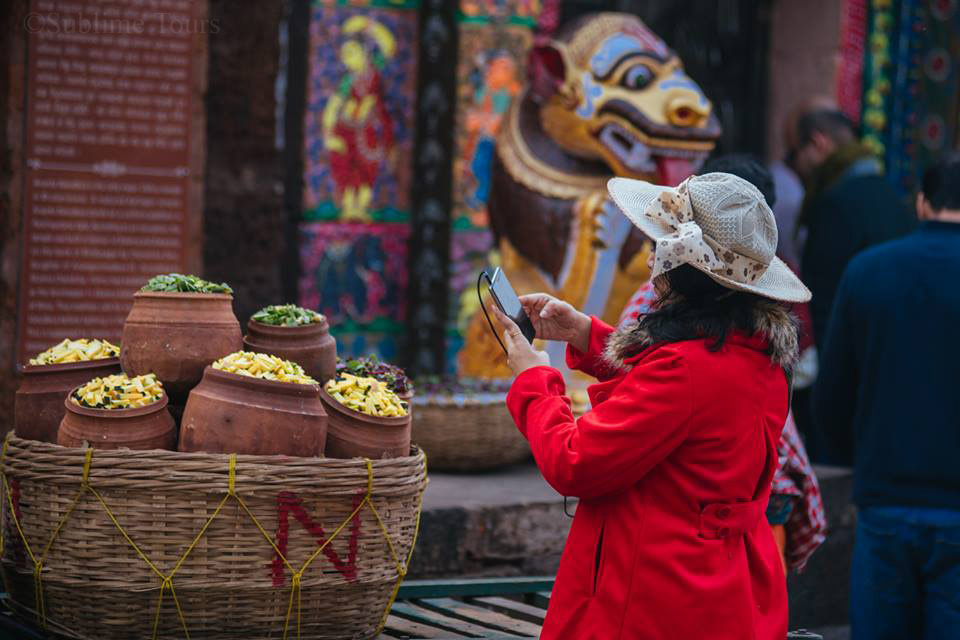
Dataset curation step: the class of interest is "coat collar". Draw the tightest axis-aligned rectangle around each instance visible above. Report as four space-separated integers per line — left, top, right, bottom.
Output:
604 300 799 371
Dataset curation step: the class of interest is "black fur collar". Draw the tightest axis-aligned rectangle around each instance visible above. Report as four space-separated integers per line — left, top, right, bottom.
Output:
602 300 799 371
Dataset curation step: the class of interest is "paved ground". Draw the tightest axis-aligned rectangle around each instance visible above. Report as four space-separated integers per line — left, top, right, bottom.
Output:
423 461 563 510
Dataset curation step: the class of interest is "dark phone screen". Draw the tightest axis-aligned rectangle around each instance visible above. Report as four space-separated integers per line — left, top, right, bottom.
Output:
489 268 524 319
487 268 536 343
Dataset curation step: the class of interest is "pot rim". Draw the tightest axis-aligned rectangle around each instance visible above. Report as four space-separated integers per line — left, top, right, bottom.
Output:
18 357 121 375
199 365 322 397
319 387 410 426
246 318 330 335
64 387 170 418
132 291 234 301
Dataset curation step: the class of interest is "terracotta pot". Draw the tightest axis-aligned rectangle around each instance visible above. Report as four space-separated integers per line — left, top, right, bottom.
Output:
14 358 123 443
179 366 327 456
242 319 337 384
120 292 242 402
319 388 411 459
58 391 176 451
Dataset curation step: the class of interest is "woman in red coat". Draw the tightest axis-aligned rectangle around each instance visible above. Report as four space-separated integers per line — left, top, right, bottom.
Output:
492 173 811 639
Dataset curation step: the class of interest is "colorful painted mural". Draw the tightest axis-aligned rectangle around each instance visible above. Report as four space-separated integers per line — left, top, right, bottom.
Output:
459 0 541 22
853 0 960 195
298 222 409 351
452 26 531 230
303 2 417 223
445 1 541 373
300 1 418 360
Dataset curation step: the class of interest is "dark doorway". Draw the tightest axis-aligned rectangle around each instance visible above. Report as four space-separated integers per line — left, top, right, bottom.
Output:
561 0 772 157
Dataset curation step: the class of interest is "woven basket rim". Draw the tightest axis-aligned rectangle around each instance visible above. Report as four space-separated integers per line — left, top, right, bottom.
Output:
3 434 424 469
411 394 507 407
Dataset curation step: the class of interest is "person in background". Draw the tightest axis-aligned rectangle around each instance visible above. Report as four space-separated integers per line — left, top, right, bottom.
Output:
813 154 960 640
618 154 826 575
772 95 839 270
769 158 805 268
791 107 914 344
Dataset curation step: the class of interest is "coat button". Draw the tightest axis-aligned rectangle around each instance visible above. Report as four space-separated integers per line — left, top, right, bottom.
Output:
717 527 729 538
717 506 731 520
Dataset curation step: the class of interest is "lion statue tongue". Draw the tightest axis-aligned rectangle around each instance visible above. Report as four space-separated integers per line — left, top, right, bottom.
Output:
657 157 697 187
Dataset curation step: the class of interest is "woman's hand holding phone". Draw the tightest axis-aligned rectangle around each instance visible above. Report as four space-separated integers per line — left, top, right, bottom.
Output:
518 294 592 353
491 306 551 375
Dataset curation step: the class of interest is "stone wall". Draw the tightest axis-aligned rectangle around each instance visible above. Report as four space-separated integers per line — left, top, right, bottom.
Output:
788 466 856 629
202 0 288 325
766 0 845 161
0 0 28 428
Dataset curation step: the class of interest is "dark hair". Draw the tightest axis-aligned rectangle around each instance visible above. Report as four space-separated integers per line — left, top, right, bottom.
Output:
637 264 768 353
796 109 855 147
921 153 960 211
700 154 777 208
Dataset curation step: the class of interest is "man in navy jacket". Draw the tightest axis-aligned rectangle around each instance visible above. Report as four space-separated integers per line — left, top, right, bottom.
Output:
813 154 960 640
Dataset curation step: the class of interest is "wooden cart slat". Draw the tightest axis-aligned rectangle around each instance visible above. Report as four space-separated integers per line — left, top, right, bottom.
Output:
463 596 547 626
390 601 518 638
381 613 475 639
376 578 555 640
412 597 541 636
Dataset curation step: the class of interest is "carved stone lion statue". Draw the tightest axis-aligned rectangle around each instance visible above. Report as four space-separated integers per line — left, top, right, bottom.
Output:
459 12 721 378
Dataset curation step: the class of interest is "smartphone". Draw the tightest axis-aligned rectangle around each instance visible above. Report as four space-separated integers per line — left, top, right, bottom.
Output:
484 267 537 344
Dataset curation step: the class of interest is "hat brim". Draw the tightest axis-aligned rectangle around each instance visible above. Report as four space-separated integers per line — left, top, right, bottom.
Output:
608 177 812 304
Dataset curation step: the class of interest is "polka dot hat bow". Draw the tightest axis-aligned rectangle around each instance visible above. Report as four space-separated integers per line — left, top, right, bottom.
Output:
643 178 725 279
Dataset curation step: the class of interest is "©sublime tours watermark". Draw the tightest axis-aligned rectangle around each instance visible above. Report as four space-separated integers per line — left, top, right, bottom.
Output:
24 10 220 35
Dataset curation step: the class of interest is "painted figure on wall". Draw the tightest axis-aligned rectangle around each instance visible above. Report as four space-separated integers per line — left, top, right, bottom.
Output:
458 13 721 377
299 223 409 331
463 53 523 222
322 16 397 221
460 0 541 20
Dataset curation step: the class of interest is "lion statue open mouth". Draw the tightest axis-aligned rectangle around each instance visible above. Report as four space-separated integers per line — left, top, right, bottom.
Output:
459 12 721 378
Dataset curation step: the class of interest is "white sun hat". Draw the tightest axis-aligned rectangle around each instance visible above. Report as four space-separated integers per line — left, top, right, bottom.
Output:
607 172 812 303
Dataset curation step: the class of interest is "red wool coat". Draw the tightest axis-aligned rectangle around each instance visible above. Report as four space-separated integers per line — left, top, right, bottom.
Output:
506 317 789 640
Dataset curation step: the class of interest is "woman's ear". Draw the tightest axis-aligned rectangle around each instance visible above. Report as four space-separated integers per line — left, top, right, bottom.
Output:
810 131 835 157
528 40 567 103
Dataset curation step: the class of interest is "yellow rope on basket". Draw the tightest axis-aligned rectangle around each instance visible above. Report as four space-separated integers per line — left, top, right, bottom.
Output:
0 436 427 640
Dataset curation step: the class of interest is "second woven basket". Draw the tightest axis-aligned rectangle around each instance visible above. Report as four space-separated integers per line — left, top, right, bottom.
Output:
410 390 530 472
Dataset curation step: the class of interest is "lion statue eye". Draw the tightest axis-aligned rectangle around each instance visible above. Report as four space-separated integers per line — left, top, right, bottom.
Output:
620 64 655 90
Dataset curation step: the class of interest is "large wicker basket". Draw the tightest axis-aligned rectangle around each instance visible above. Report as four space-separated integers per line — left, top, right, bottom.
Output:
0 435 427 639
410 392 529 472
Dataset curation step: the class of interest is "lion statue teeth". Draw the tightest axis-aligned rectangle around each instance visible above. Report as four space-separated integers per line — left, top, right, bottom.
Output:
458 12 721 379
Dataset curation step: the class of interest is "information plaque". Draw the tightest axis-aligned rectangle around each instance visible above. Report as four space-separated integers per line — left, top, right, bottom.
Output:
18 0 197 363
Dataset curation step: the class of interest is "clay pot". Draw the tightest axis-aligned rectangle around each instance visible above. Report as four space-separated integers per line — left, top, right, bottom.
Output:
320 388 411 459
120 292 242 402
14 358 123 443
58 391 176 451
243 319 337 384
179 366 327 456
